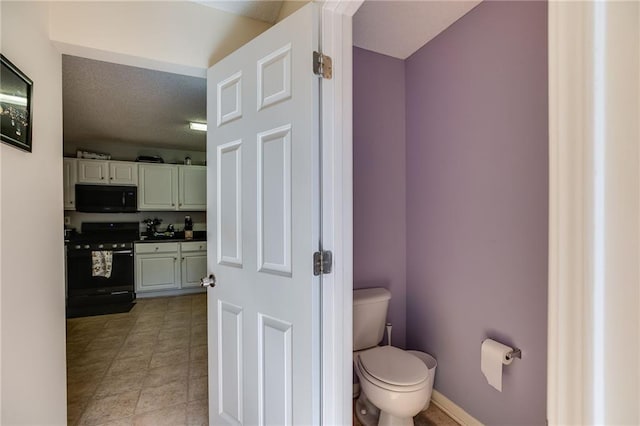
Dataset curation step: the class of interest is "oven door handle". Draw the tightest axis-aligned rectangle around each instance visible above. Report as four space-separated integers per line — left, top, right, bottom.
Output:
111 250 133 255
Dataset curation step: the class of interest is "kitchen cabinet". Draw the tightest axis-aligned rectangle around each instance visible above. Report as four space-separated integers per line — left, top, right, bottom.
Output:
108 161 138 185
178 166 206 211
135 241 207 293
138 164 179 210
135 243 181 292
180 242 207 288
78 159 108 184
63 158 78 210
138 164 206 211
77 159 137 185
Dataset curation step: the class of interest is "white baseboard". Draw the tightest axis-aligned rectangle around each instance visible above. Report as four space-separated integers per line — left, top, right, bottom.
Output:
431 389 483 426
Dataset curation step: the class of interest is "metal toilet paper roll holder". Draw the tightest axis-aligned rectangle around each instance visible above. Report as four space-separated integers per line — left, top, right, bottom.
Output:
506 348 522 361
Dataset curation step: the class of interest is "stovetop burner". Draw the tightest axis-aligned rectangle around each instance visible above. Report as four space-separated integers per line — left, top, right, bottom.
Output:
68 222 140 250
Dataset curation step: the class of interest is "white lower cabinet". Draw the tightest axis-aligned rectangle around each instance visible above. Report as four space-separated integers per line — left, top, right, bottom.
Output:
181 242 208 288
135 243 180 293
135 242 206 293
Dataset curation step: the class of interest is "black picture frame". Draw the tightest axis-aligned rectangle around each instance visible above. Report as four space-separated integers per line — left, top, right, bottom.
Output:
1 54 33 152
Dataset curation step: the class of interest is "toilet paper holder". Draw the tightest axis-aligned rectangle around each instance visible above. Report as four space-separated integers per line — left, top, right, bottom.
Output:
506 348 522 361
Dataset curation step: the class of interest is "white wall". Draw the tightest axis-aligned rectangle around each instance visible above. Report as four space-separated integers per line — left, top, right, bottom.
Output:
49 1 272 77
277 0 310 22
1 2 67 424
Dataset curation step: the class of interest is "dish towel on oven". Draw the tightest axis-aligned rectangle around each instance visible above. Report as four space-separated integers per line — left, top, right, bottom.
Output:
92 251 113 278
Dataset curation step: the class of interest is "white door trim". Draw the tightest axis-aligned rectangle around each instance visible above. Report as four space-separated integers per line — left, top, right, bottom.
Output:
319 1 363 424
548 2 640 424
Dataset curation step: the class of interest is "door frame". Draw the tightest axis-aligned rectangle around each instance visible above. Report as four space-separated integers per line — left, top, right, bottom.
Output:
319 1 363 424
547 2 640 424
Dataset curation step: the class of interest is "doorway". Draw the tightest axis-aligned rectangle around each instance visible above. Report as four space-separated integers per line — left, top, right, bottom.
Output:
350 1 548 424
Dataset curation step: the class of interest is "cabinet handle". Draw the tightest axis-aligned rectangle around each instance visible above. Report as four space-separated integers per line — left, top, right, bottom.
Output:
182 257 185 262
101 176 104 180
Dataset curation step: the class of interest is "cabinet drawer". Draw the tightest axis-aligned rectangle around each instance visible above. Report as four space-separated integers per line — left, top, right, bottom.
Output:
181 241 207 253
135 242 179 254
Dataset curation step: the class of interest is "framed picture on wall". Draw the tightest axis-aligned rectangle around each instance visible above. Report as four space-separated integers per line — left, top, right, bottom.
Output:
1 54 33 152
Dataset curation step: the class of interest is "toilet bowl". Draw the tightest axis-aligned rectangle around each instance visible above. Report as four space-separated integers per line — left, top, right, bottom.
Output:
354 345 430 426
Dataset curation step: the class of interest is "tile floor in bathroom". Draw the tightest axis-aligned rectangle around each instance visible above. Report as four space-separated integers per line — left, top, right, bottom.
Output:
352 400 460 426
66 294 208 426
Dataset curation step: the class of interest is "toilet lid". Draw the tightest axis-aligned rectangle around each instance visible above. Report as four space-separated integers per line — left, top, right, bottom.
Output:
359 346 429 387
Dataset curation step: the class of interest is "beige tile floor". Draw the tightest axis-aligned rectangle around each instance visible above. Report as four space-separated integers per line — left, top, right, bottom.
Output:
68 294 457 426
66 294 208 426
352 398 460 426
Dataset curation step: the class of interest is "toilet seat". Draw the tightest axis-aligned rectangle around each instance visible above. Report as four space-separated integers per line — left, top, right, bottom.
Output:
357 346 429 392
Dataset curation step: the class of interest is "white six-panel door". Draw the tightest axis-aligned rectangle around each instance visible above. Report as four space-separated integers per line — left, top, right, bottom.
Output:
206 4 320 425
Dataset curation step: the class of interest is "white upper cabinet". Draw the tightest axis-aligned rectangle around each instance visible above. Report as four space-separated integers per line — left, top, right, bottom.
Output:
108 161 138 185
77 159 138 186
178 165 206 211
139 164 206 211
63 158 78 210
138 164 179 210
77 159 108 184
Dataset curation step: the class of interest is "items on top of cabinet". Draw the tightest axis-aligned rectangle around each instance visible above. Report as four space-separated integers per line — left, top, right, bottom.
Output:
136 155 164 163
76 149 110 160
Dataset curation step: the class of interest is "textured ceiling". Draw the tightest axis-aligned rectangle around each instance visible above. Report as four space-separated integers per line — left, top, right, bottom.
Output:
354 0 482 59
194 0 284 24
63 55 206 152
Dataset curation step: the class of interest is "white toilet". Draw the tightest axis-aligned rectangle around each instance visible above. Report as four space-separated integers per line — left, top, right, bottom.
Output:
353 288 430 426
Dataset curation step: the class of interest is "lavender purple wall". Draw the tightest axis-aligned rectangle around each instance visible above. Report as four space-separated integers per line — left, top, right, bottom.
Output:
353 47 407 348
404 2 548 424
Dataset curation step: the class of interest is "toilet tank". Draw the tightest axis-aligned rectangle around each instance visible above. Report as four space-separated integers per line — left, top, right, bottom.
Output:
353 288 391 351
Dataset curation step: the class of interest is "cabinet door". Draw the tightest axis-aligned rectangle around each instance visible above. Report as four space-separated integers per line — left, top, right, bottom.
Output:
109 161 138 186
135 253 180 292
138 164 178 210
178 166 207 211
63 158 77 210
77 160 109 184
181 251 207 288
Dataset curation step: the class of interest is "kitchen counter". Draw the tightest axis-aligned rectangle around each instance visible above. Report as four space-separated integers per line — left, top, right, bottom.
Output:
136 230 207 243
135 237 207 243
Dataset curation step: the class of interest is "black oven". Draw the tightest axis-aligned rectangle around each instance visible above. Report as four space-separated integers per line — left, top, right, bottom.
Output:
67 244 134 300
66 222 139 317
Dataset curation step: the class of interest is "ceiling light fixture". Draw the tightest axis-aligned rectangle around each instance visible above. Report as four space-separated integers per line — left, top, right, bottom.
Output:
189 122 207 132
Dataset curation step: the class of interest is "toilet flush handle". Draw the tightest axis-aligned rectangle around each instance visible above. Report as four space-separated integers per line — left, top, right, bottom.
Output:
386 323 393 346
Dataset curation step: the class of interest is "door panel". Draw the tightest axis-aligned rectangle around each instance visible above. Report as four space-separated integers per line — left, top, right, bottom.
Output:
258 314 292 426
217 140 243 267
207 4 320 425
257 125 291 275
218 301 243 425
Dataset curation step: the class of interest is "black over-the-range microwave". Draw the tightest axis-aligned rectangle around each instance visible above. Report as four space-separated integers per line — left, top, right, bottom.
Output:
75 184 138 213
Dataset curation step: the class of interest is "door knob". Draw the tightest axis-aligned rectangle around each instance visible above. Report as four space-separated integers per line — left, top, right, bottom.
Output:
201 274 216 288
